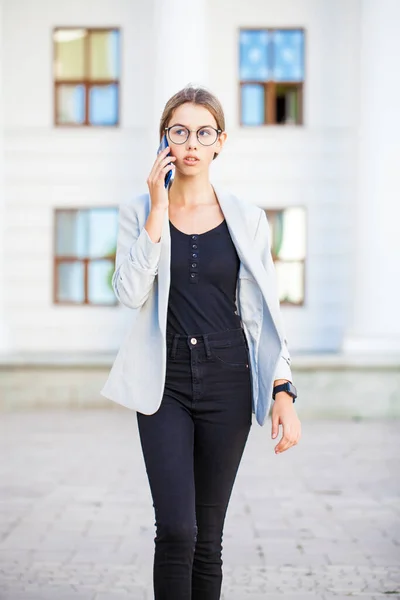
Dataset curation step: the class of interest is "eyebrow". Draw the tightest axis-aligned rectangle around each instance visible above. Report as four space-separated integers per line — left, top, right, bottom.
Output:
169 122 216 129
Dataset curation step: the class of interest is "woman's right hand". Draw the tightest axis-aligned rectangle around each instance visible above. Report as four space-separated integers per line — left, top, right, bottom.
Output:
146 146 176 210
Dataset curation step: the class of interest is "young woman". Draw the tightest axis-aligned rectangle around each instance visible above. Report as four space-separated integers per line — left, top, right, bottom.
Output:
101 85 301 600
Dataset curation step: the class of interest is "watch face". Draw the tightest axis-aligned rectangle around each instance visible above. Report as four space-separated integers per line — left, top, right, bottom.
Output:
273 382 297 401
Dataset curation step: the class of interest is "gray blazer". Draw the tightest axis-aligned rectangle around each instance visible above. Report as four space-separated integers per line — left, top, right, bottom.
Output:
100 184 293 426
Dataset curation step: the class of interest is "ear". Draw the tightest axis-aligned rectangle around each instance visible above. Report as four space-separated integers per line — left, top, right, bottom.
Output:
214 131 227 157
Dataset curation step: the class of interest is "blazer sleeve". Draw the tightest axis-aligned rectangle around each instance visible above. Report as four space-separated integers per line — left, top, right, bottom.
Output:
112 200 162 309
254 208 293 383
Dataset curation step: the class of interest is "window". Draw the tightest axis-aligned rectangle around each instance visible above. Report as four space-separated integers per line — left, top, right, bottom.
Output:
54 208 118 305
265 207 306 305
239 28 304 126
53 27 120 126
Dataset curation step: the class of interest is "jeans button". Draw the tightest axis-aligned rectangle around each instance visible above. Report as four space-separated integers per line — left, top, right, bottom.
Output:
190 337 197 345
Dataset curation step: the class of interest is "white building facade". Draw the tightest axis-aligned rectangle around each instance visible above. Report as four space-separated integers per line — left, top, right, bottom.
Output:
0 0 399 416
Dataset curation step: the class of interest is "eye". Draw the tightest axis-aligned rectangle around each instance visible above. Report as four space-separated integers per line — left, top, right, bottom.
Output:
199 128 212 136
170 126 188 137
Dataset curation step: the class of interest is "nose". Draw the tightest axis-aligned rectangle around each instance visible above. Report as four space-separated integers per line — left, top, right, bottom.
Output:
185 130 198 150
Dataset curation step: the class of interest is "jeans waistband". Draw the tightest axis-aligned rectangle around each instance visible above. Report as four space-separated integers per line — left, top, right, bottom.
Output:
166 328 248 360
166 327 245 345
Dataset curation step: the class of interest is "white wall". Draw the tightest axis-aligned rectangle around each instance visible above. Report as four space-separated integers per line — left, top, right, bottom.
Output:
2 0 362 354
2 0 155 352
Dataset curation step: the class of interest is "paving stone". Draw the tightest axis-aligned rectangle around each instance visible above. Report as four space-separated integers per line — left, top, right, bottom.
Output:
0 411 399 597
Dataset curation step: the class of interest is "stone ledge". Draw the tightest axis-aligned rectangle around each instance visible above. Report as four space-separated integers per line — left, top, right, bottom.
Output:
0 351 399 370
0 352 114 368
292 352 400 370
0 352 399 418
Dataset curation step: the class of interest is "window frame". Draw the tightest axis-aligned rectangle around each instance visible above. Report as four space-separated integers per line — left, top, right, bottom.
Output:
53 26 121 128
53 206 118 307
238 27 305 127
265 207 306 307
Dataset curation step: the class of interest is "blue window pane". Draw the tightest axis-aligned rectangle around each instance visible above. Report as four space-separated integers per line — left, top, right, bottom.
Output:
57 84 85 124
56 211 88 257
89 84 118 125
87 208 118 257
239 30 270 81
110 30 120 79
241 84 264 125
272 30 304 82
88 260 116 305
58 262 84 302
56 211 86 257
56 208 118 258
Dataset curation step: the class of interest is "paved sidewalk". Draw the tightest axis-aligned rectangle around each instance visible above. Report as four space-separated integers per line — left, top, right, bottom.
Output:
0 410 399 599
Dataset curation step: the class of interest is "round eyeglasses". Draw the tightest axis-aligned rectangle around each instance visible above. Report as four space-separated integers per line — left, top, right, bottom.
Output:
165 125 222 146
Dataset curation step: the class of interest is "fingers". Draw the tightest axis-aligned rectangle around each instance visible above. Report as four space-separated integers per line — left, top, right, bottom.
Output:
275 437 295 454
154 160 175 181
156 145 172 159
156 146 175 169
271 415 279 439
157 153 176 174
274 423 301 454
148 147 176 186
275 438 296 454
150 146 174 175
155 153 176 175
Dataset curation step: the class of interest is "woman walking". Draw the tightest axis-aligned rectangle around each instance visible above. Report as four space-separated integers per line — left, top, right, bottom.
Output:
101 85 301 599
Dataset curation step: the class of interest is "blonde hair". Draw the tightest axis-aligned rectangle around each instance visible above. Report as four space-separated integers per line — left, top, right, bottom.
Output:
159 84 225 161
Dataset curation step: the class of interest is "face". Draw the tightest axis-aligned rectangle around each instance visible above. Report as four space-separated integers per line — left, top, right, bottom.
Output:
165 102 227 175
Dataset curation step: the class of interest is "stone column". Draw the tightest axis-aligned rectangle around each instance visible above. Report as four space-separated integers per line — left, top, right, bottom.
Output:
151 0 209 142
343 0 400 353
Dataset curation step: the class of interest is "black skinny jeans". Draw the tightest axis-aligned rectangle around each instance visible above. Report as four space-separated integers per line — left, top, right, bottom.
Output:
136 327 253 600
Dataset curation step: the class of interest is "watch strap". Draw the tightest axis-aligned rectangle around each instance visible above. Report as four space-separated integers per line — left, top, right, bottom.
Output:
272 382 297 403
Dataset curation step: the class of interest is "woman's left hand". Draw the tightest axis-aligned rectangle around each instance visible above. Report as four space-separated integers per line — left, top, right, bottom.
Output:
271 393 301 454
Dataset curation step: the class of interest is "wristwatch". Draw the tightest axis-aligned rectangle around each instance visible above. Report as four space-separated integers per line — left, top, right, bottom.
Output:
272 381 297 403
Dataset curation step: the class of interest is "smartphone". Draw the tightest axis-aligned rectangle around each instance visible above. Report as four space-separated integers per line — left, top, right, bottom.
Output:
157 134 174 189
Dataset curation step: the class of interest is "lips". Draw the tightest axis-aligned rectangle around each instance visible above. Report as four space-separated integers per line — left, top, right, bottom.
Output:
183 156 199 165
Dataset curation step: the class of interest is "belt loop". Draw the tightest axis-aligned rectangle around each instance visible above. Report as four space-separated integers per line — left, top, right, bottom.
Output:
203 334 211 358
170 334 179 359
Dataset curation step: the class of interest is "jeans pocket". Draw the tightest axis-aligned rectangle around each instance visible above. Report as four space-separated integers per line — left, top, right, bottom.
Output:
211 342 250 370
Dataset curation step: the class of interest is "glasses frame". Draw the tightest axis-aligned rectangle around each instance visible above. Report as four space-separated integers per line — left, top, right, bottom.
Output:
164 125 223 146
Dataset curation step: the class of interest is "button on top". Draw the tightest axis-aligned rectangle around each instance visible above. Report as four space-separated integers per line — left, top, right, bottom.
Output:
190 337 197 345
187 235 199 279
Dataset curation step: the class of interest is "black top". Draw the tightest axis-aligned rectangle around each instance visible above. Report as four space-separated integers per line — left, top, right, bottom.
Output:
166 219 242 335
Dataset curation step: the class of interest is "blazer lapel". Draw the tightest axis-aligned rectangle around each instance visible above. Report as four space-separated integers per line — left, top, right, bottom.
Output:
213 185 283 343
157 208 171 332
